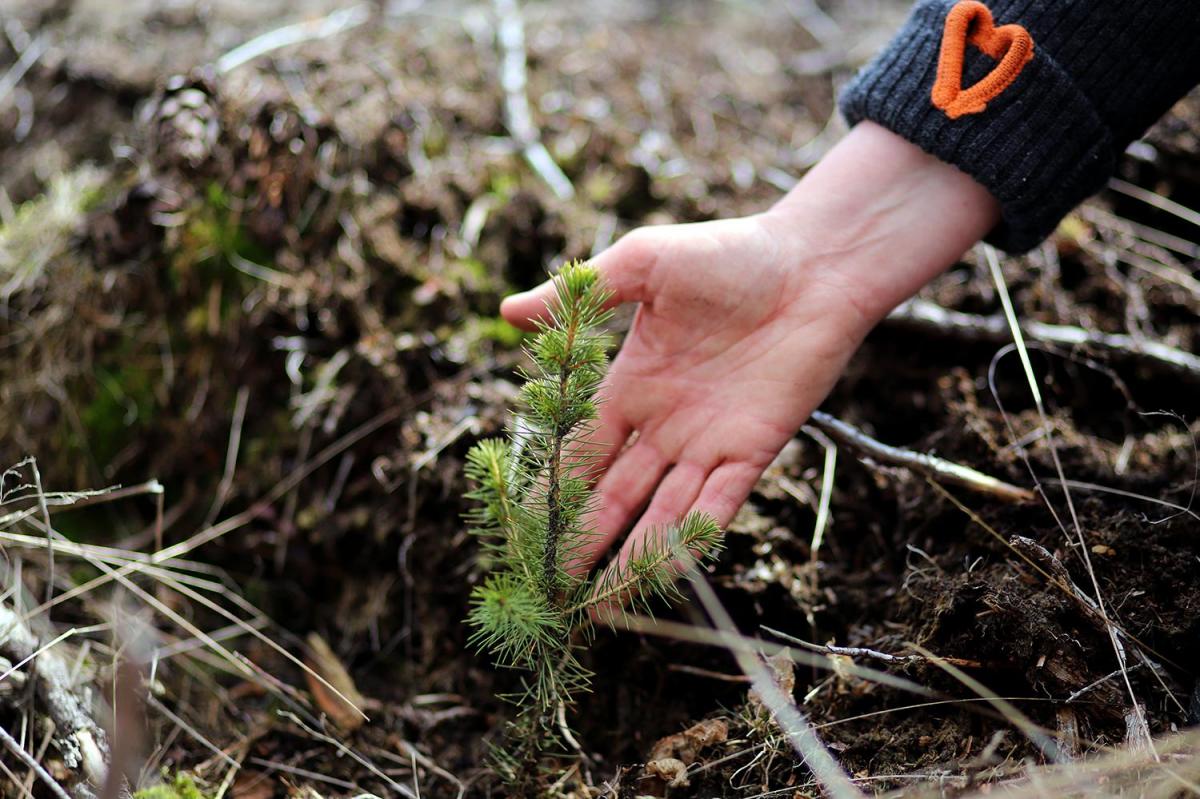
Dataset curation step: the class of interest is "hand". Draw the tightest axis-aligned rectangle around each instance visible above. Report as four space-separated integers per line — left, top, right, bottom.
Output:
501 122 1000 575
503 214 867 571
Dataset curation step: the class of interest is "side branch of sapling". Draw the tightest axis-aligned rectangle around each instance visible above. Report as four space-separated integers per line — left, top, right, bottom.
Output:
569 514 724 617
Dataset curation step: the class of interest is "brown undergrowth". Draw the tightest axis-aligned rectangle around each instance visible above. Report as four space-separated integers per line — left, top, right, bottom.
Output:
0 2 1198 797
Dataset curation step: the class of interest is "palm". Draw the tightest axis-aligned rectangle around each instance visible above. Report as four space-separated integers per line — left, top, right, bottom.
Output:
502 216 865 572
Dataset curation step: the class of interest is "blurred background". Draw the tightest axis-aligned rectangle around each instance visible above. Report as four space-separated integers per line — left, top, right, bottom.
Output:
1 1 1198 797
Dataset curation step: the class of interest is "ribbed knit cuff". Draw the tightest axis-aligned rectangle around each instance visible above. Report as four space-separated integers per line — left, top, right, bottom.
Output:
840 0 1115 253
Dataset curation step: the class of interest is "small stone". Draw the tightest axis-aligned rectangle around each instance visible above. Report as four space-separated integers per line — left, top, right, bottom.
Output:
645 757 689 788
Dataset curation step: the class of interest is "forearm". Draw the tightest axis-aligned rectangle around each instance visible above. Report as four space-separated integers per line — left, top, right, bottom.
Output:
762 120 998 333
842 0 1200 252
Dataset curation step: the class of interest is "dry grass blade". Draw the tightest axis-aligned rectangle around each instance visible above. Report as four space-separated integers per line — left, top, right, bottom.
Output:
278 711 417 799
983 243 1155 754
204 385 250 526
685 568 865 799
144 695 240 770
216 4 370 73
132 551 370 723
1046 478 1200 523
493 0 575 200
0 479 162 526
945 728 1200 799
803 427 838 559
1108 178 1200 230
25 515 371 724
907 642 1059 762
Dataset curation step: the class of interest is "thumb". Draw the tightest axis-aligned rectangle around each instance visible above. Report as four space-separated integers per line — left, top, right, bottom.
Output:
499 229 657 330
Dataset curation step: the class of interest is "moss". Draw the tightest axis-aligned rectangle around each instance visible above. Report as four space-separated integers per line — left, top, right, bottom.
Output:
447 256 505 297
74 362 160 467
170 182 266 288
583 168 619 205
440 316 527 363
487 170 520 202
476 317 525 348
422 117 448 158
168 182 277 337
134 772 208 799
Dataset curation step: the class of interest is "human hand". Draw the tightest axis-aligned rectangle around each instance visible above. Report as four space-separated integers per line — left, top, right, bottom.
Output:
501 122 999 576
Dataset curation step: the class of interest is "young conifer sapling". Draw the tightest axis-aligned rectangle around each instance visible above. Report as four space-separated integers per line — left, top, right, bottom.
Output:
464 261 724 758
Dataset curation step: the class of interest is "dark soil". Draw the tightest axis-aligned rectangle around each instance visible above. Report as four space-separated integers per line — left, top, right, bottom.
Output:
0 1 1198 797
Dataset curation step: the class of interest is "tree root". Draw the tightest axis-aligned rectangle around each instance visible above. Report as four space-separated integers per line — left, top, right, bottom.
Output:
806 410 1035 502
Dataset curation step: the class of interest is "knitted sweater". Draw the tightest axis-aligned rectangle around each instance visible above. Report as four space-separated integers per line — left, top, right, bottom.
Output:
840 0 1200 252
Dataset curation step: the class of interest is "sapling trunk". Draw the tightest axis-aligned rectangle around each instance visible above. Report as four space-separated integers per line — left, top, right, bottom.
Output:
463 261 724 780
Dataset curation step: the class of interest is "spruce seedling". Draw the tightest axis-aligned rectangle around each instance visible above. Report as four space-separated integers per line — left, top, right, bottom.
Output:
464 261 723 768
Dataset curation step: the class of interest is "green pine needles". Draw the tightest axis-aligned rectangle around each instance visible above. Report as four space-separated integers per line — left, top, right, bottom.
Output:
464 261 724 749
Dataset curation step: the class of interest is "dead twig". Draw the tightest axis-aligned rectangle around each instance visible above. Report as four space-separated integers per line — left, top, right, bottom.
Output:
888 297 1200 380
619 614 936 699
1066 664 1144 704
806 411 1034 502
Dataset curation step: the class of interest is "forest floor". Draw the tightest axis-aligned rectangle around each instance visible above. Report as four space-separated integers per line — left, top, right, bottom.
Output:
1 1 1198 797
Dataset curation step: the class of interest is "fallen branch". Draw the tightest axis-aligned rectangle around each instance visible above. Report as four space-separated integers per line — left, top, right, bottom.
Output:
888 298 1200 380
493 0 574 200
806 411 1034 503
0 604 108 790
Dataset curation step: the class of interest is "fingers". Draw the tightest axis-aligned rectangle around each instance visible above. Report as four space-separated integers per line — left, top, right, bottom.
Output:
562 384 631 484
498 281 559 331
690 460 763 530
610 461 708 571
499 229 658 330
587 461 708 623
572 438 669 575
587 458 764 623
562 418 628 488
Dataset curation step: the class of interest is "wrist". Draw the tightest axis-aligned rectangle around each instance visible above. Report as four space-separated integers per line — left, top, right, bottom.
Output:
762 121 1000 329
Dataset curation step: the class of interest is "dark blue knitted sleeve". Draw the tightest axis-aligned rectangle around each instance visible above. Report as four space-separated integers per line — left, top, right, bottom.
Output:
840 0 1200 252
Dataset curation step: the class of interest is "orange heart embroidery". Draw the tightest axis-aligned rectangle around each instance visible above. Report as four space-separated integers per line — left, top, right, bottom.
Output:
931 1 1035 119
